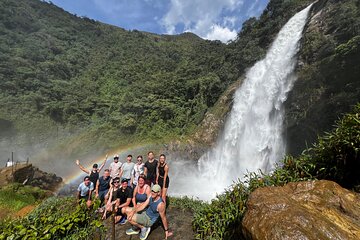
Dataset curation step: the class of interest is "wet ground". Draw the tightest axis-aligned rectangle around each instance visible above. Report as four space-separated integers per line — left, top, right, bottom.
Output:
103 205 195 240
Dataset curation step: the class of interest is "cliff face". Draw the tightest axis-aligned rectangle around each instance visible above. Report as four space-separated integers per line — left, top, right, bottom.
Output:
285 0 360 155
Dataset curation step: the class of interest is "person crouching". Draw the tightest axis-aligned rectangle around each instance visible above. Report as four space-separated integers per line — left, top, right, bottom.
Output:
77 176 94 208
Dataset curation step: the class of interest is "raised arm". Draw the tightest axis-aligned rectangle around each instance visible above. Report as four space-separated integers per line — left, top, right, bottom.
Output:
76 160 90 174
98 153 108 172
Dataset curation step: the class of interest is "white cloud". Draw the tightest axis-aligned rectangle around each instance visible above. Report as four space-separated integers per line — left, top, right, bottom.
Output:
161 0 244 42
205 24 237 42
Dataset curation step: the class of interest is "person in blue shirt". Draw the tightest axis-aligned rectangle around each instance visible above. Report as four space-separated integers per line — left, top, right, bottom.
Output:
122 184 173 240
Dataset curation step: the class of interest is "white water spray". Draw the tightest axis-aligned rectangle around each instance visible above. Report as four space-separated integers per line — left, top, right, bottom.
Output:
169 4 313 200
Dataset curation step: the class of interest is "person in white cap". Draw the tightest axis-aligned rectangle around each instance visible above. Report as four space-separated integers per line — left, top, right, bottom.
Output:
109 154 122 179
122 184 173 240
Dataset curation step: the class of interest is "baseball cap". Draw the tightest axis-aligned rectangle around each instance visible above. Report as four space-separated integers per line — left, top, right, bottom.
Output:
121 178 128 184
114 154 119 159
151 184 161 193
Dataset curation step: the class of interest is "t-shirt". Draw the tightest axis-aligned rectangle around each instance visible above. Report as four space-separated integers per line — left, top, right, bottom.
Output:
144 160 158 182
77 182 94 197
121 162 135 179
133 163 145 185
116 186 133 204
109 161 122 178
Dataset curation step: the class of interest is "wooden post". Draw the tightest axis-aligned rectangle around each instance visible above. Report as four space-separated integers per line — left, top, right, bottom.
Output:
112 204 115 240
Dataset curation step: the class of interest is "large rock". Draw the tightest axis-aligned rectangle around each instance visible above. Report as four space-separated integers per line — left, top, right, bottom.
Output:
242 180 360 240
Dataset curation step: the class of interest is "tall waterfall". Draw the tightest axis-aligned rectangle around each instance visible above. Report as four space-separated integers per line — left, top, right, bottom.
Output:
169 3 313 200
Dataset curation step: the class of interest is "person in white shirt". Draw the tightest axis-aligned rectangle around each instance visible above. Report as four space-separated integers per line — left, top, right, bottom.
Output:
109 155 122 179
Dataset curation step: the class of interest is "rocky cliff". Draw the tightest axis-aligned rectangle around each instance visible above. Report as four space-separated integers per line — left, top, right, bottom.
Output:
242 180 360 240
285 0 360 155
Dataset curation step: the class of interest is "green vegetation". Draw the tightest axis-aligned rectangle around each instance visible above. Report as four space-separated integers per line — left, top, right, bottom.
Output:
192 103 360 239
0 183 48 215
0 0 317 158
0 197 104 240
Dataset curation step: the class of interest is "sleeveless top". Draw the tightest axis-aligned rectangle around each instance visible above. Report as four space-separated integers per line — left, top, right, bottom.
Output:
135 185 148 203
159 163 166 178
89 170 99 186
145 160 158 181
146 197 163 225
98 176 111 191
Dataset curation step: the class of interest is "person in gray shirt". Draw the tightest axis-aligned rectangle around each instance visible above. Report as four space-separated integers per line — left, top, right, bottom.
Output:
120 155 135 187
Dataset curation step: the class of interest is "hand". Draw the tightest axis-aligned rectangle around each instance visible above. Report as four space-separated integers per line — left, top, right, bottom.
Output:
165 230 173 239
76 159 80 165
95 193 99 198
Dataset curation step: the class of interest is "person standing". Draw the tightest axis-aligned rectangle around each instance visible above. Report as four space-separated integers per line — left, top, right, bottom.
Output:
77 176 94 208
120 155 135 187
144 151 158 186
156 154 170 205
95 169 111 204
76 153 107 187
132 155 145 188
109 154 122 179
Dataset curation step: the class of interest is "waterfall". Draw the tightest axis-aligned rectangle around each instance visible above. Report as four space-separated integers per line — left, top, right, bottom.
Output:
169 3 313 200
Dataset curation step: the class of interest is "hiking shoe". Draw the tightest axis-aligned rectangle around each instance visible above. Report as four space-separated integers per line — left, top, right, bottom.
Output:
118 216 127 225
139 227 151 240
126 227 140 235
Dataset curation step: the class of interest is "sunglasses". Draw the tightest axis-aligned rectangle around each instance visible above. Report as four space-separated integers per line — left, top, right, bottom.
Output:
113 181 120 183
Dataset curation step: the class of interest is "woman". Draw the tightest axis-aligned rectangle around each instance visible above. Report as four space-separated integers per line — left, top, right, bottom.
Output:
156 154 170 204
132 155 145 188
132 175 151 209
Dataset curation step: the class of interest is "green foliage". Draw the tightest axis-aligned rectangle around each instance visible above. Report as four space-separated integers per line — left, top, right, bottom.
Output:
168 196 205 213
0 197 104 240
0 183 47 212
193 183 248 240
305 103 360 188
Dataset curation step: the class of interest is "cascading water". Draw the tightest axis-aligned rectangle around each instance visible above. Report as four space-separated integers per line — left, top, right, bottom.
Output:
169 3 314 200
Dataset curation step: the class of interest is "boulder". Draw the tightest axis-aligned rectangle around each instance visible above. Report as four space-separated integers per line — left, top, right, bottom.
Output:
242 180 360 240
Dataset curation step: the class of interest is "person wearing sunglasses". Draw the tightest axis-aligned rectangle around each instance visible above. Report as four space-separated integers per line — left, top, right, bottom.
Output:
123 184 173 240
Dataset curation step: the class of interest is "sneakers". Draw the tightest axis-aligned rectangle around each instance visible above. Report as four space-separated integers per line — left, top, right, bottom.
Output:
117 216 127 225
140 227 151 240
126 227 140 235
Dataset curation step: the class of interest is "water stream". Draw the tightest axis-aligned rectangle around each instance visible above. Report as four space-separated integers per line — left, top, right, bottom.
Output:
169 3 313 200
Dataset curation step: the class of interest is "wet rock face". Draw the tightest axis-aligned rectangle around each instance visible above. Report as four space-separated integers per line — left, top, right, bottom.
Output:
12 164 63 191
242 180 360 240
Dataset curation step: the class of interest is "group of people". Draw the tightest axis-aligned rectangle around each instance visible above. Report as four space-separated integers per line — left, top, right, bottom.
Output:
75 151 172 240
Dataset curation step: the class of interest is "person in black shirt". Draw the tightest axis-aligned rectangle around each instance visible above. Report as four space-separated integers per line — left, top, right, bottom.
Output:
75 154 108 187
115 178 133 224
144 151 158 186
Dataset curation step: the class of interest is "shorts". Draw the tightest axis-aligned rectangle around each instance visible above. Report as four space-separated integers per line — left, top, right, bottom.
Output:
158 176 169 188
135 212 152 227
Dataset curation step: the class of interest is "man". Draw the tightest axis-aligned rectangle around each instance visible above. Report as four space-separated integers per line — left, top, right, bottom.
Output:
120 154 135 187
75 153 107 187
95 169 111 204
123 184 172 240
77 176 94 208
144 151 158 186
109 154 122 179
115 178 133 224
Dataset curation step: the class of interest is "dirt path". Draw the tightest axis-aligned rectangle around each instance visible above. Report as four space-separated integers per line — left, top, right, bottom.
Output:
103 206 195 240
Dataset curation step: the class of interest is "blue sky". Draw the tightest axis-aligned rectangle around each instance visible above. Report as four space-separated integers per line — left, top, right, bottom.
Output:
49 0 269 43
